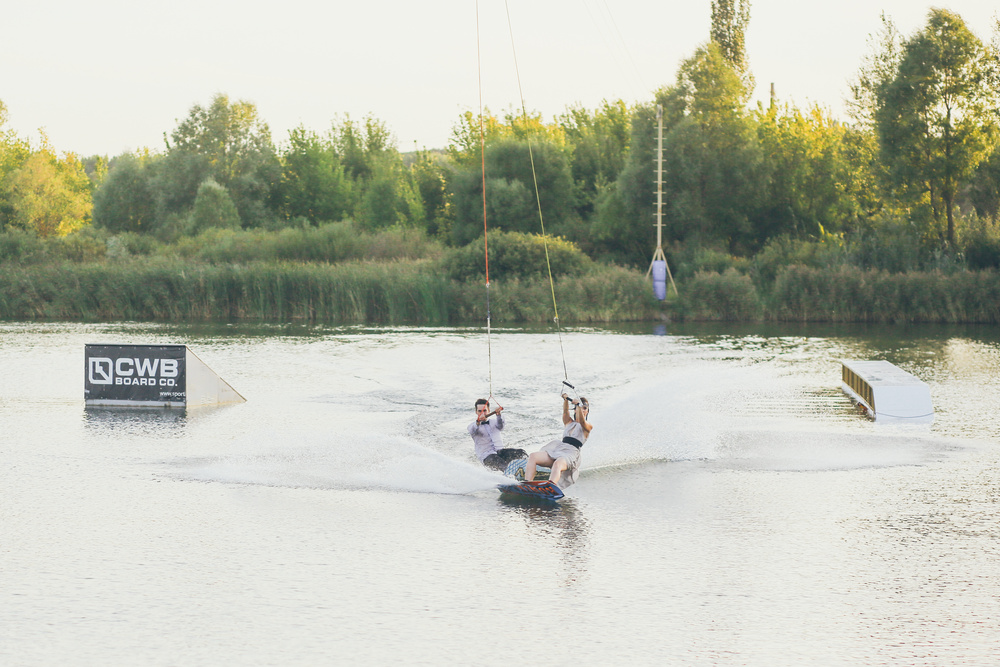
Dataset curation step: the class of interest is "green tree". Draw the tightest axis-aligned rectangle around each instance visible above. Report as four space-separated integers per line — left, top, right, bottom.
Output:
662 44 765 252
408 149 450 237
447 108 566 167
447 109 512 167
875 9 999 245
590 105 657 265
754 104 855 239
0 101 31 229
449 138 575 246
150 149 210 221
276 126 353 224
92 153 157 233
557 100 632 220
190 178 241 233
165 93 280 227
847 13 903 129
969 145 1000 223
1 138 92 238
330 114 394 182
710 0 753 99
354 160 425 231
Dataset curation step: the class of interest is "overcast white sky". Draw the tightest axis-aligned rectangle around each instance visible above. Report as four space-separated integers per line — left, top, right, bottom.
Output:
1 1 997 157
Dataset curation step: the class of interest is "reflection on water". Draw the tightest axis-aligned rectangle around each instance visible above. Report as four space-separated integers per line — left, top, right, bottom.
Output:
497 498 591 586
83 406 188 430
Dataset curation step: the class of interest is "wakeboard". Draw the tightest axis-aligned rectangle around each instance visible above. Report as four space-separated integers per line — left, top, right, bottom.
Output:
497 480 564 501
503 458 550 482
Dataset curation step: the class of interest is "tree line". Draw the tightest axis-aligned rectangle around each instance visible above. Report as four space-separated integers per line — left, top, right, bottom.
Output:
1 4 999 279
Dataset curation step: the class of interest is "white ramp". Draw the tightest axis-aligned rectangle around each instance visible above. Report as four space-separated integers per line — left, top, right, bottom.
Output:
185 347 245 407
841 359 934 423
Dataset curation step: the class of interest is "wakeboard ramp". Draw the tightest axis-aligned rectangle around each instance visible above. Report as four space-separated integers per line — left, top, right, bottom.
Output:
85 344 245 408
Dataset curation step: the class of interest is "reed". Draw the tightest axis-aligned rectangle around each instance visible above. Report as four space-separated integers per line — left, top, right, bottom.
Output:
768 265 1000 323
449 264 660 323
8 256 995 325
680 269 763 321
0 259 660 324
0 259 454 323
174 223 443 264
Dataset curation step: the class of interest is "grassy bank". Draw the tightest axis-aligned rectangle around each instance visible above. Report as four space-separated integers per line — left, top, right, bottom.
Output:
766 265 1000 323
0 259 659 324
2 257 998 324
673 265 1000 324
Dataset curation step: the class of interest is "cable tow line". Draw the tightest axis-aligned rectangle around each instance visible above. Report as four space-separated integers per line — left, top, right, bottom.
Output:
504 0 570 382
477 0 498 407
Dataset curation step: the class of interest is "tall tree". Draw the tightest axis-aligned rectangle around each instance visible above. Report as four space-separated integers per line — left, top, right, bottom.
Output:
754 104 855 239
449 137 575 246
2 143 92 237
663 43 765 252
710 0 753 99
875 9 999 245
165 94 280 226
558 100 632 220
847 13 903 128
92 153 157 233
0 100 32 229
408 149 450 237
276 126 353 224
329 114 394 182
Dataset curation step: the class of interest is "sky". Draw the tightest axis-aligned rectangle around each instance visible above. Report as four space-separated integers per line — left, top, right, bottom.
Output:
1 0 997 157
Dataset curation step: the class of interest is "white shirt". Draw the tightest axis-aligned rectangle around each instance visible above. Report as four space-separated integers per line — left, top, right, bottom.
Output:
467 413 505 461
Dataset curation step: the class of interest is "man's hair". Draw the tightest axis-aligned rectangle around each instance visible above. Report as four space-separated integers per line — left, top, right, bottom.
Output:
475 398 489 409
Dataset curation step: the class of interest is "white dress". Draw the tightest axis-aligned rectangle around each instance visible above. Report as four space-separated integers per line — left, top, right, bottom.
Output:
538 420 589 488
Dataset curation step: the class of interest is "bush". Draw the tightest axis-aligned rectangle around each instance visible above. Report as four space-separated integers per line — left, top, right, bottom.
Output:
0 229 47 263
960 217 1000 270
681 268 762 320
671 245 751 282
443 230 592 282
52 229 108 263
752 234 846 284
767 265 1000 323
169 222 443 264
190 179 241 234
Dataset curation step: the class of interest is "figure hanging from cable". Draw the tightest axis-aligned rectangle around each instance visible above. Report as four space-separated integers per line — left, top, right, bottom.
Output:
468 398 527 471
524 390 592 489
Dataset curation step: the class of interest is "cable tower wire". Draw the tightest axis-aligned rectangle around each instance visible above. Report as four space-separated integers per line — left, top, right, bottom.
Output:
476 0 498 403
503 0 570 382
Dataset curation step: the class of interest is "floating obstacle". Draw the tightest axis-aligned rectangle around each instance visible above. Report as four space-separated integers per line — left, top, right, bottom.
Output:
85 344 245 408
840 360 933 423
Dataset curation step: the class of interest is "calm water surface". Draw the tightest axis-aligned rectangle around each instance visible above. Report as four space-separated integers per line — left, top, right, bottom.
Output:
1 322 999 666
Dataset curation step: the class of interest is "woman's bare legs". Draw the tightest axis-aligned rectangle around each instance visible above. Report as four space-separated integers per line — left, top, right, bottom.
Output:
525 451 555 481
548 457 568 486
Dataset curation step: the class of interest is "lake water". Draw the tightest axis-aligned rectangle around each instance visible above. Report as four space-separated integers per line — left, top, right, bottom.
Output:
2 321 999 666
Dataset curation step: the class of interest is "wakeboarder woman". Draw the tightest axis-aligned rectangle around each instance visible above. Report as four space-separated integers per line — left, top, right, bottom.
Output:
525 393 592 488
469 399 527 471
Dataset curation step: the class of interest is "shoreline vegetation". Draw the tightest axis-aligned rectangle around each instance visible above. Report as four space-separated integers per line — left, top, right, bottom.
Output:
2 7 999 325
1 223 999 324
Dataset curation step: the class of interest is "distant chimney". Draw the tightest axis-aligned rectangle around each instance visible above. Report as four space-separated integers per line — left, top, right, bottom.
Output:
770 83 776 108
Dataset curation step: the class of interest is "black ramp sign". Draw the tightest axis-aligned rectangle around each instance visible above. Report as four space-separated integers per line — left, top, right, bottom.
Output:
85 344 187 405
